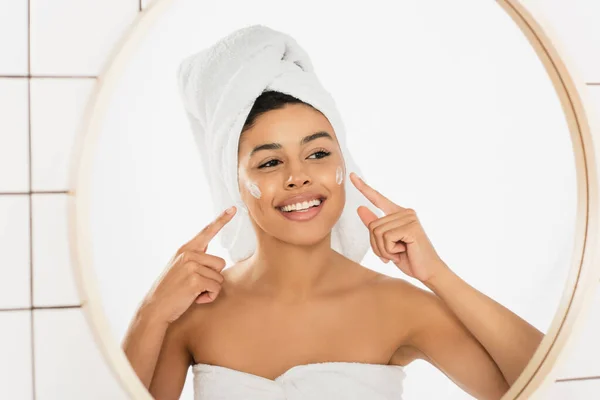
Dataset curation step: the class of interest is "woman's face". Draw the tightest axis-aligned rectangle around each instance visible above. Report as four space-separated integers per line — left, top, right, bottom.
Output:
237 103 346 246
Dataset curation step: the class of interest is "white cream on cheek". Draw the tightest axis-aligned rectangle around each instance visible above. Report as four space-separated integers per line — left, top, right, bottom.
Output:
245 179 262 199
336 165 344 185
239 167 262 200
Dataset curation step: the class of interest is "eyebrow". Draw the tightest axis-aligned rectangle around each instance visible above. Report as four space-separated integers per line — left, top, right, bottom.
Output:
249 131 333 158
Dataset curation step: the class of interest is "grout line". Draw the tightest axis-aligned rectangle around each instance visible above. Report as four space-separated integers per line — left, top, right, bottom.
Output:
0 305 83 312
0 75 97 79
32 305 83 310
27 1 36 399
0 191 69 195
0 307 31 312
587 83 600 86
556 376 600 383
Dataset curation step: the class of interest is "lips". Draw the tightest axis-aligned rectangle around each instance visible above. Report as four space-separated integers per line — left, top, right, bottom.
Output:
277 198 325 222
275 192 327 208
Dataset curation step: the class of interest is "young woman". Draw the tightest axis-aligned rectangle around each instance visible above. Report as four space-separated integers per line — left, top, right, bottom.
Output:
122 91 544 400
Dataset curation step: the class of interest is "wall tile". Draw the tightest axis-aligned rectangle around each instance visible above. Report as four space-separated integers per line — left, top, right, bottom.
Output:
0 310 33 400
30 0 139 76
30 78 95 191
33 308 128 399
0 78 29 192
32 194 80 307
0 195 30 309
522 0 600 83
587 86 600 143
553 283 600 379
544 379 600 399
0 0 28 75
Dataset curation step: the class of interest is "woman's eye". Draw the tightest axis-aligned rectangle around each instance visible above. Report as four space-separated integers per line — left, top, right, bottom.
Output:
258 150 331 169
258 159 280 169
308 150 331 159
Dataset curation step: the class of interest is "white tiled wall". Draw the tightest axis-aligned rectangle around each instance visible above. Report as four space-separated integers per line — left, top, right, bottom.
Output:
0 0 598 399
543 379 600 400
0 195 30 309
0 311 33 400
30 78 96 191
0 0 139 398
552 283 600 380
550 85 600 384
562 81 600 391
29 0 139 76
31 194 80 307
522 0 600 83
0 1 28 75
0 78 29 192
33 308 128 399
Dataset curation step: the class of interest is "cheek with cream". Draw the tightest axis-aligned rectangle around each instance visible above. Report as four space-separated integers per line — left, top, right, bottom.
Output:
245 180 262 199
335 165 344 185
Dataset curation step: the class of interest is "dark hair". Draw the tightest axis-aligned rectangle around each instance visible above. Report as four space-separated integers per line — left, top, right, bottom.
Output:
241 90 315 134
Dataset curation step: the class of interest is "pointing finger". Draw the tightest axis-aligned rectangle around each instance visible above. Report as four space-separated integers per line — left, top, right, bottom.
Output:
184 206 237 254
357 205 391 264
349 172 402 215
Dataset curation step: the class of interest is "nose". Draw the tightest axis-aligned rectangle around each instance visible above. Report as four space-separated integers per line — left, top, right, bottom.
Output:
285 164 311 189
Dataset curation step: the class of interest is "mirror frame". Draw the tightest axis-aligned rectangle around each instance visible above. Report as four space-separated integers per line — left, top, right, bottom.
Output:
67 0 600 398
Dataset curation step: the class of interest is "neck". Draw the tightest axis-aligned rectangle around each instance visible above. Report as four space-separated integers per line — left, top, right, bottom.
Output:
239 232 342 303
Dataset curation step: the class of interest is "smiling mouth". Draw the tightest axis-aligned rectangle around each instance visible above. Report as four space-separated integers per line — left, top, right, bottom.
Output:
275 198 326 222
276 197 326 213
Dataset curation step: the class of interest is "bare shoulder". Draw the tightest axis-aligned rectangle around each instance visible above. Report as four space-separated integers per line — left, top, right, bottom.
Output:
165 302 212 359
172 264 247 357
368 272 446 331
356 266 422 307
358 268 444 365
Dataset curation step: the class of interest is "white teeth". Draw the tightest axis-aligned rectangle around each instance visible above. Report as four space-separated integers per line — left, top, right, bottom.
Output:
280 199 322 212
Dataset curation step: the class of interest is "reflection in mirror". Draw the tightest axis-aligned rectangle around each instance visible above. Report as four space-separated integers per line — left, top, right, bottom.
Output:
84 0 577 399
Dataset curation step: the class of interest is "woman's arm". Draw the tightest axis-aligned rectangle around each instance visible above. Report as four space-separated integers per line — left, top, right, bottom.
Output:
121 207 233 398
421 261 545 386
122 304 191 399
387 276 509 400
122 305 169 388
347 172 544 395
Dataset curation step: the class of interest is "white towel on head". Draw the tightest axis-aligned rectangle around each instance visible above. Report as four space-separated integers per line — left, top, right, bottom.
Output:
176 24 372 264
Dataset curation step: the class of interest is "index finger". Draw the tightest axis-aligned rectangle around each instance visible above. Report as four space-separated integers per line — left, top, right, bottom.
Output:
185 206 237 253
349 172 402 215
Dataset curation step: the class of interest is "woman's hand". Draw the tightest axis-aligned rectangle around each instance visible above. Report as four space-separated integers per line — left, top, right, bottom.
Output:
139 206 237 325
349 172 447 283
